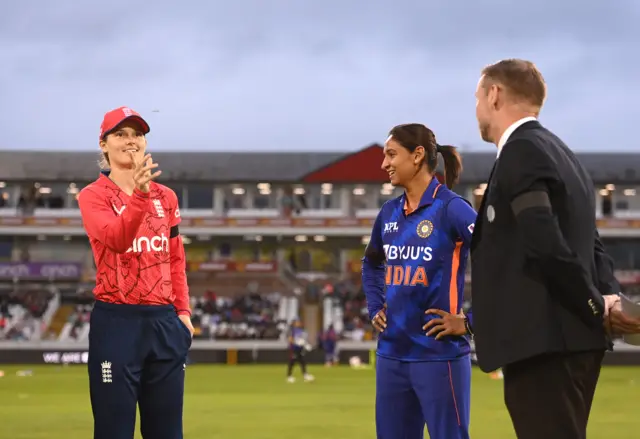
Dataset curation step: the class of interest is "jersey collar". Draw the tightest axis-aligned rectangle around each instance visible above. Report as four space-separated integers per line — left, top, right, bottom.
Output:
402 177 442 215
97 171 134 196
98 172 118 190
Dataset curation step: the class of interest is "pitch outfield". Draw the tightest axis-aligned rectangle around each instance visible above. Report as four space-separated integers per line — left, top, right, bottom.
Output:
0 364 638 438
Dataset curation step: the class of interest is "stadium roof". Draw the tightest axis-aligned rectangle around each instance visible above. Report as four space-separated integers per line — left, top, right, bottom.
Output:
0 146 638 184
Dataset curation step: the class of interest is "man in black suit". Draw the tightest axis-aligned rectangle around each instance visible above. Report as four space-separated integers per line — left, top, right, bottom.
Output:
469 59 640 439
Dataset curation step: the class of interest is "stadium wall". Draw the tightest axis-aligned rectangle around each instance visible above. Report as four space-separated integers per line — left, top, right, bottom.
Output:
1 341 639 366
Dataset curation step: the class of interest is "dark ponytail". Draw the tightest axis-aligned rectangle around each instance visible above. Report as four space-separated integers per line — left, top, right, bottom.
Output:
436 144 462 189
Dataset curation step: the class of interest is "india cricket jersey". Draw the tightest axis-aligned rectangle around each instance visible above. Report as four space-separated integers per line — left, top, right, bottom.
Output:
362 177 476 361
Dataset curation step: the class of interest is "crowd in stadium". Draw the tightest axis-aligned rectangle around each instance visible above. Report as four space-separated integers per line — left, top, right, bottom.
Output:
2 268 638 344
0 289 52 340
0 276 376 342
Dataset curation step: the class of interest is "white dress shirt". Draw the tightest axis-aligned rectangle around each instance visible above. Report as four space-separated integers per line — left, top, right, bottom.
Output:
496 116 537 158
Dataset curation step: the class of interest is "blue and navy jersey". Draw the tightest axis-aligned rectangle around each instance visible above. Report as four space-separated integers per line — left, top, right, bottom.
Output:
322 329 337 352
288 327 306 351
361 177 477 361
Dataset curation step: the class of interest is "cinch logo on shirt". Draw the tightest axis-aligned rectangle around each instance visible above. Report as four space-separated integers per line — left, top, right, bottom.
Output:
383 245 433 262
468 223 475 234
126 234 169 253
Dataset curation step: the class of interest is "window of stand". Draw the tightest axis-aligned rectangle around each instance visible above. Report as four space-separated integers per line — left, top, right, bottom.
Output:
377 183 402 207
616 187 640 211
17 182 69 209
352 185 369 209
293 184 339 210
0 182 17 208
253 183 276 209
224 185 247 209
31 183 64 208
172 184 186 208
186 184 214 209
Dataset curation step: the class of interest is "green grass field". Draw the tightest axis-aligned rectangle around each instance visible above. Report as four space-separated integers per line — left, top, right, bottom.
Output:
0 364 638 438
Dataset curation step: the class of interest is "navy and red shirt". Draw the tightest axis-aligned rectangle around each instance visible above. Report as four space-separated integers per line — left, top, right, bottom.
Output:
362 177 476 361
77 173 190 316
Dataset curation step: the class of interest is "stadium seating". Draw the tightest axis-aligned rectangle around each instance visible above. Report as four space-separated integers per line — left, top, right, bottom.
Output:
0 287 57 340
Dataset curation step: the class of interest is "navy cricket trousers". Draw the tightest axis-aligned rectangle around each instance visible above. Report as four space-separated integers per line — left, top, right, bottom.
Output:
88 300 192 439
375 355 471 439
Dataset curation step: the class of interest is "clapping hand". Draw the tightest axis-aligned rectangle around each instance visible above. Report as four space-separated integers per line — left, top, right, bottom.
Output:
130 152 161 193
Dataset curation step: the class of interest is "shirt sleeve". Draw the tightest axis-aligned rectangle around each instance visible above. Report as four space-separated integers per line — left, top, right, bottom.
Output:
77 186 149 254
446 197 477 326
446 197 477 247
361 208 386 320
167 189 190 316
498 139 604 327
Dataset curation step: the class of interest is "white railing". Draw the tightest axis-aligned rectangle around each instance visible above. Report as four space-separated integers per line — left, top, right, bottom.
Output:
2 305 25 335
78 323 90 341
0 207 348 218
3 206 640 220
40 293 60 333
58 322 72 341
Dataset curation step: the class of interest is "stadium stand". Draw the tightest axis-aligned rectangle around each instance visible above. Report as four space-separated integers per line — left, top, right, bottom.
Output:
0 147 639 346
0 285 57 340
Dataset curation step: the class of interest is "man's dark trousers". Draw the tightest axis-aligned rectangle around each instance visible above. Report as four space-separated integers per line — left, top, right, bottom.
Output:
503 350 604 439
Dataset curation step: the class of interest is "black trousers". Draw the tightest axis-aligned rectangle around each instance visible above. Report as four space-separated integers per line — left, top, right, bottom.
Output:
287 349 308 376
503 350 605 439
88 301 192 439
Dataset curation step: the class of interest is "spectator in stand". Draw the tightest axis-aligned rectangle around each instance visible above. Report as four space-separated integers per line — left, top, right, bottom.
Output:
191 293 285 340
281 188 294 217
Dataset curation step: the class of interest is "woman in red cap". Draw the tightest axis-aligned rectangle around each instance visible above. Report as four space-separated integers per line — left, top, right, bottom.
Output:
77 106 192 439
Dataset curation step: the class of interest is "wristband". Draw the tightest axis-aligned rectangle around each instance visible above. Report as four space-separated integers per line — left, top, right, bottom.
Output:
464 316 474 336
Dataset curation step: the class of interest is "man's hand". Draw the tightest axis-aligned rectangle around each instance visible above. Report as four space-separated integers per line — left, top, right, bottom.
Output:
604 295 640 335
424 309 467 340
372 303 387 332
130 152 161 193
178 314 194 337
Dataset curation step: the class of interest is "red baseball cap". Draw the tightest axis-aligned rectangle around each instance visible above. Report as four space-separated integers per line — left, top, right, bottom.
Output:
99 106 150 140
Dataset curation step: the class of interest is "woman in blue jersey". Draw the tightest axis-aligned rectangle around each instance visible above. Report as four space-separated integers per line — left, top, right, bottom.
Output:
362 123 477 439
286 318 315 383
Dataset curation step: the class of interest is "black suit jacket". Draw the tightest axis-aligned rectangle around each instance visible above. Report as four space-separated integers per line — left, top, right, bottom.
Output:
470 120 613 373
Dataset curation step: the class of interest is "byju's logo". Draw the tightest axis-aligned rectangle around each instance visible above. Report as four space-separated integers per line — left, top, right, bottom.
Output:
383 245 433 262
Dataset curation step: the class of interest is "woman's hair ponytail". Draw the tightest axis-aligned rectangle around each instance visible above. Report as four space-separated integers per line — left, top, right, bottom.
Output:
436 144 462 189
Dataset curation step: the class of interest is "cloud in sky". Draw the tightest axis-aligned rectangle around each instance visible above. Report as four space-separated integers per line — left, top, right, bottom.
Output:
0 0 637 153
